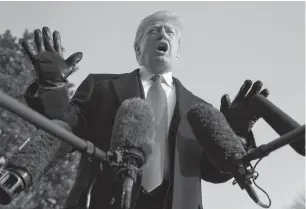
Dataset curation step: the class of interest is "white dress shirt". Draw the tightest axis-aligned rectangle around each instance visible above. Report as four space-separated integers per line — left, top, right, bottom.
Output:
139 67 176 129
139 67 176 179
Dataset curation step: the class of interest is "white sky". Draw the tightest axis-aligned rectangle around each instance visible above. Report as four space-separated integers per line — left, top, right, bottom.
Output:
0 1 304 209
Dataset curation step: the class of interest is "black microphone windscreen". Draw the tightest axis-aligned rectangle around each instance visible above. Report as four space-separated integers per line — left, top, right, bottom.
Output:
110 98 155 164
7 120 72 184
187 103 247 172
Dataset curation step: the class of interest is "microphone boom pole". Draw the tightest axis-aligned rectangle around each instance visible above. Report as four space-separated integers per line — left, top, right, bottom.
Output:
246 125 305 162
0 90 141 208
251 94 305 156
0 90 107 162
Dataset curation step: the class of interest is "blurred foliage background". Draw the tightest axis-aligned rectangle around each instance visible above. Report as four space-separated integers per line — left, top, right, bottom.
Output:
286 190 305 209
0 29 80 209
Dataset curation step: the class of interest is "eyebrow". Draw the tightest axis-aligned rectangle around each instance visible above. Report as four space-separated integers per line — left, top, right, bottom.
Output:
147 23 177 33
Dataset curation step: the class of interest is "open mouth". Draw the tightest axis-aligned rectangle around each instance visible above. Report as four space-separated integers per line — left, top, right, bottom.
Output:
156 42 168 53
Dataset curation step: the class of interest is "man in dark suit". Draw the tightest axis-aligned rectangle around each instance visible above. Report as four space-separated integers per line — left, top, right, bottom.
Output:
21 11 269 209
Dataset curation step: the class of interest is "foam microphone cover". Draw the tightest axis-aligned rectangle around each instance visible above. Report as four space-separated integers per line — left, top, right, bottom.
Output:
7 120 73 184
110 98 155 165
187 103 247 173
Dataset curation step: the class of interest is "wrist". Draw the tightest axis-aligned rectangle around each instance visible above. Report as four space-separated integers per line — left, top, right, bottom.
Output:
36 79 67 90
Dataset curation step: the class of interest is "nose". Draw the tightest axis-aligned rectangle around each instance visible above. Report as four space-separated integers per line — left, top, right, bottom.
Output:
156 27 167 41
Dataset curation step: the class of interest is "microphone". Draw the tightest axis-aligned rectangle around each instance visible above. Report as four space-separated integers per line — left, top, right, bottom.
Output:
0 90 108 161
0 165 32 205
0 90 154 208
109 98 155 209
187 103 264 207
251 94 305 156
0 90 121 205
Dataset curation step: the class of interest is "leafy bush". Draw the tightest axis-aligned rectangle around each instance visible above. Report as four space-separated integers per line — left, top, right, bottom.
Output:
0 29 80 209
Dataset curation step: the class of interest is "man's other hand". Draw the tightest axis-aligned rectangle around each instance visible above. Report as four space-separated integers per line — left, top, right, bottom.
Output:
220 80 270 146
21 27 83 88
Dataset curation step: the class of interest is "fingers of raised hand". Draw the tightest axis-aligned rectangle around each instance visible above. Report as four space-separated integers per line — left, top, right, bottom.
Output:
34 29 45 52
62 52 83 78
21 40 38 63
42 27 55 52
232 79 252 104
259 88 270 98
246 80 263 100
65 52 83 67
53 31 63 57
63 67 79 79
220 94 231 113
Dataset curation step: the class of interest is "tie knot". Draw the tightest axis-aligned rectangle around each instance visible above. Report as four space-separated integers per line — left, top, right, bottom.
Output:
151 74 163 83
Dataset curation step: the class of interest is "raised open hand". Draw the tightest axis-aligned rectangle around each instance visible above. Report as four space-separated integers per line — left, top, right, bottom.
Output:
21 27 83 88
220 80 269 139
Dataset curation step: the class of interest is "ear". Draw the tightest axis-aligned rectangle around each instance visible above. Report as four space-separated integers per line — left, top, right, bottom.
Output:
135 44 141 57
176 38 181 58
134 44 142 64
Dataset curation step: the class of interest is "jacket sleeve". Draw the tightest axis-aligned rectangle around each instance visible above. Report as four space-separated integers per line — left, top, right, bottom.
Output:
186 99 232 183
14 74 98 186
200 154 233 183
24 74 96 140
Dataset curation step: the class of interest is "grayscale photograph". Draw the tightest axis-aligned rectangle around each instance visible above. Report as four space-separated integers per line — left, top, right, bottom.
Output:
0 2 304 209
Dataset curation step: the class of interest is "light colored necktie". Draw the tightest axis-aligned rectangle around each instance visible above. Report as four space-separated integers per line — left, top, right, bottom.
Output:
141 74 168 192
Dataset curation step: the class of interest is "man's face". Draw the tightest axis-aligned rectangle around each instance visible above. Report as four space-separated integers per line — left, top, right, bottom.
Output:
137 21 180 74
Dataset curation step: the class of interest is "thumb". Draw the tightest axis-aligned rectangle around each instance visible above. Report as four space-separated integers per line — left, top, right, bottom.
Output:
220 94 231 113
63 52 83 78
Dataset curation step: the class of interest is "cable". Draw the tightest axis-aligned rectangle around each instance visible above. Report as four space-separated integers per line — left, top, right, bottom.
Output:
232 158 272 208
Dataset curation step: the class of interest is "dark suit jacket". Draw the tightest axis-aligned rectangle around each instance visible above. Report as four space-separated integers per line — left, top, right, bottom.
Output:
25 69 235 209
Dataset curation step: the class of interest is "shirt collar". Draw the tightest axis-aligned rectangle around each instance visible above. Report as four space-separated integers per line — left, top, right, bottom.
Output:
139 66 174 88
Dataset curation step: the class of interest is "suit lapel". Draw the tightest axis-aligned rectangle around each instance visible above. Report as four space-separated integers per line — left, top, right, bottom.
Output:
167 77 198 190
169 77 198 137
173 78 195 117
112 73 200 167
169 78 205 209
111 69 145 103
113 71 194 122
